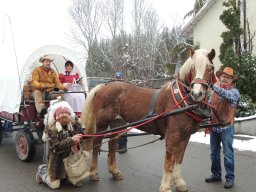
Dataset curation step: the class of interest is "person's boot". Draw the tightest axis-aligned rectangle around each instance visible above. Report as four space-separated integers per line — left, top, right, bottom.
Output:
36 164 47 184
118 143 127 154
224 180 234 189
118 136 128 154
205 176 222 183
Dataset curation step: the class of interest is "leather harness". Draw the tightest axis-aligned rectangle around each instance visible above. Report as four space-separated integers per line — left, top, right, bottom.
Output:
170 79 211 122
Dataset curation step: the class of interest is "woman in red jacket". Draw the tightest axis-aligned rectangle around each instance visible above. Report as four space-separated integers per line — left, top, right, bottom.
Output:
59 60 79 88
59 60 85 117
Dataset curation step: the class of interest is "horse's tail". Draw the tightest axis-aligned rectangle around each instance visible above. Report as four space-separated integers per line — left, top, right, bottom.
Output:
81 84 104 151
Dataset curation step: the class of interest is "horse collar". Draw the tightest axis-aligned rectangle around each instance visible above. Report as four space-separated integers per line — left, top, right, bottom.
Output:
170 80 209 122
172 80 190 108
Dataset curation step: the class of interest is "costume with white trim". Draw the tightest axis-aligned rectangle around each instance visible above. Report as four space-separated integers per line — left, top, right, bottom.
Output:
36 100 84 189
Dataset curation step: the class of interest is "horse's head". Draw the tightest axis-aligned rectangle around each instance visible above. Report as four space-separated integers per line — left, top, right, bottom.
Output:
179 48 215 102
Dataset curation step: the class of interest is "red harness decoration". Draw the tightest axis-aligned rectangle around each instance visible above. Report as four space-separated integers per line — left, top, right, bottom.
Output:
170 81 204 122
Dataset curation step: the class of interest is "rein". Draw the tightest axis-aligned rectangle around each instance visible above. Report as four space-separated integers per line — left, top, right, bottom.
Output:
81 94 190 139
100 137 161 153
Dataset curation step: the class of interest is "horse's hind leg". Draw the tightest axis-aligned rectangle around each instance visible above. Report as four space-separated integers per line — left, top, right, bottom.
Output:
90 136 103 181
107 119 125 180
108 135 123 180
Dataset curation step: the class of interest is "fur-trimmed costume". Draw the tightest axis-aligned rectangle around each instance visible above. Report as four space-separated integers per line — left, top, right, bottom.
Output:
36 100 84 189
46 116 83 180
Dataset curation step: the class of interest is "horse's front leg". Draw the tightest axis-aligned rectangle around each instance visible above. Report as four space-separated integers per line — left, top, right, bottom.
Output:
159 134 189 192
90 137 103 181
159 152 175 192
172 137 190 192
107 135 123 180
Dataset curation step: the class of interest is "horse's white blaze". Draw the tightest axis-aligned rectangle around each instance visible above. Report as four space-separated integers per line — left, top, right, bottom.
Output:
193 83 202 95
192 52 208 95
172 164 187 191
160 170 172 192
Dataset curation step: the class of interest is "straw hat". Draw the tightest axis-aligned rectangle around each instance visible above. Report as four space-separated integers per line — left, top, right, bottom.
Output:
39 55 54 63
216 67 238 81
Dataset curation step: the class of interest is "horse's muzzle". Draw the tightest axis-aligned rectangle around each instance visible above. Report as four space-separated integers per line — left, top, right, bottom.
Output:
191 90 206 102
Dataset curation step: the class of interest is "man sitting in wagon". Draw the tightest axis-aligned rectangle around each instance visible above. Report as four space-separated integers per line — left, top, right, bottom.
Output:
32 55 67 117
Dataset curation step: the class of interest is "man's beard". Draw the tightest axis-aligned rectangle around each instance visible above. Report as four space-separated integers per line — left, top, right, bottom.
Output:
59 116 71 126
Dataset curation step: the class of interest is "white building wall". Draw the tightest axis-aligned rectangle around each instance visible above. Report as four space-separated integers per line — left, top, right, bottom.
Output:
193 0 226 70
247 0 256 56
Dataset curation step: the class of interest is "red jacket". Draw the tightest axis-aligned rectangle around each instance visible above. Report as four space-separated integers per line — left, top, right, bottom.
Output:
59 72 79 84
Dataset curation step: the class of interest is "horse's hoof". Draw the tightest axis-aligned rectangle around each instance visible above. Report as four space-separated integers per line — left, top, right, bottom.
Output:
73 181 83 187
112 172 123 180
176 189 188 192
90 174 99 181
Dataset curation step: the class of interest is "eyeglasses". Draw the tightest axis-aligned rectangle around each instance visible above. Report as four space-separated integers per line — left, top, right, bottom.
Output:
221 74 233 79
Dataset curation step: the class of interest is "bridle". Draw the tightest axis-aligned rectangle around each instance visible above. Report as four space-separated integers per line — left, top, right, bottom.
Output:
190 78 211 88
189 62 215 90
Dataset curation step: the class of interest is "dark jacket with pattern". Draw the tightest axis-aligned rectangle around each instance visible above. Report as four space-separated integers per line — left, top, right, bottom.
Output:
46 119 84 180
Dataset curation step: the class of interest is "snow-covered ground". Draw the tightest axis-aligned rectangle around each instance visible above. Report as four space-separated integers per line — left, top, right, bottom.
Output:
235 114 256 121
131 129 256 152
190 132 256 152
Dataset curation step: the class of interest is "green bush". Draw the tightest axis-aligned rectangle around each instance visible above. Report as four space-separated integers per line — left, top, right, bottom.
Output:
236 94 256 117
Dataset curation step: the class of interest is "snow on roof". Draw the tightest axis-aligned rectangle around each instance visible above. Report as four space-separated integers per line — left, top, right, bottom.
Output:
181 0 217 36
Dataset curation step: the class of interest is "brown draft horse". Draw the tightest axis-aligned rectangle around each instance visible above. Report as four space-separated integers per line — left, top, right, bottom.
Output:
81 48 216 192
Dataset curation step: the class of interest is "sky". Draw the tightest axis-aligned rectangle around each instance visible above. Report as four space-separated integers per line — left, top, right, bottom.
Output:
0 0 195 68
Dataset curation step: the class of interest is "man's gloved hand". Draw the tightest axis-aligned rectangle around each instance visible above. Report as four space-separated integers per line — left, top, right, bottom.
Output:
63 87 68 92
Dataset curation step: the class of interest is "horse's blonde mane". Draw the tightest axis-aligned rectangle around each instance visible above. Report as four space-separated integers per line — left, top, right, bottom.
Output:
81 84 104 134
179 49 211 81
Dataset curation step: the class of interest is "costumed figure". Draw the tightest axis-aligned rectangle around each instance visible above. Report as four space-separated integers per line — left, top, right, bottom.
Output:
36 99 90 189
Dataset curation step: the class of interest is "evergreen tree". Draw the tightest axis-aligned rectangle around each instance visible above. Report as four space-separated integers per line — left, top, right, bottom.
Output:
219 0 242 70
219 0 256 116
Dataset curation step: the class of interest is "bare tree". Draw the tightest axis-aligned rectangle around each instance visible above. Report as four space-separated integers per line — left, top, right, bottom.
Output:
69 0 103 59
132 0 146 37
143 5 161 41
103 0 125 39
101 0 125 72
141 6 162 79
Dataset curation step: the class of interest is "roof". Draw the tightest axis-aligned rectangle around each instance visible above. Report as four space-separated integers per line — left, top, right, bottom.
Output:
181 0 218 36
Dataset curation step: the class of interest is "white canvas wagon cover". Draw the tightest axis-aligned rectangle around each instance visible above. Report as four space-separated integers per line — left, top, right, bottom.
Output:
0 44 88 113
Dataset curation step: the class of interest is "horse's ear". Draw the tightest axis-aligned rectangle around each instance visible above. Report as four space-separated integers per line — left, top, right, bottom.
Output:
189 48 195 58
208 49 216 62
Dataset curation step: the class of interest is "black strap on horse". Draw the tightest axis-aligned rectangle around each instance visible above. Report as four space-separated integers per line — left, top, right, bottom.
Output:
141 89 165 139
144 89 161 118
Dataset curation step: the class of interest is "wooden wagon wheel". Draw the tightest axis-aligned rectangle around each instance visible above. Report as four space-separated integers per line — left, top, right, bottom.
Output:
15 129 36 162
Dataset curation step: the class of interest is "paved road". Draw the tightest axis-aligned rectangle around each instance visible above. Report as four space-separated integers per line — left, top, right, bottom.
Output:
0 133 255 192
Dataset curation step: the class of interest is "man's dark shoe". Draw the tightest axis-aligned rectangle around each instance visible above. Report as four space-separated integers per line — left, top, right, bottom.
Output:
39 108 47 118
118 144 127 154
205 176 222 183
118 148 127 154
224 180 234 189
